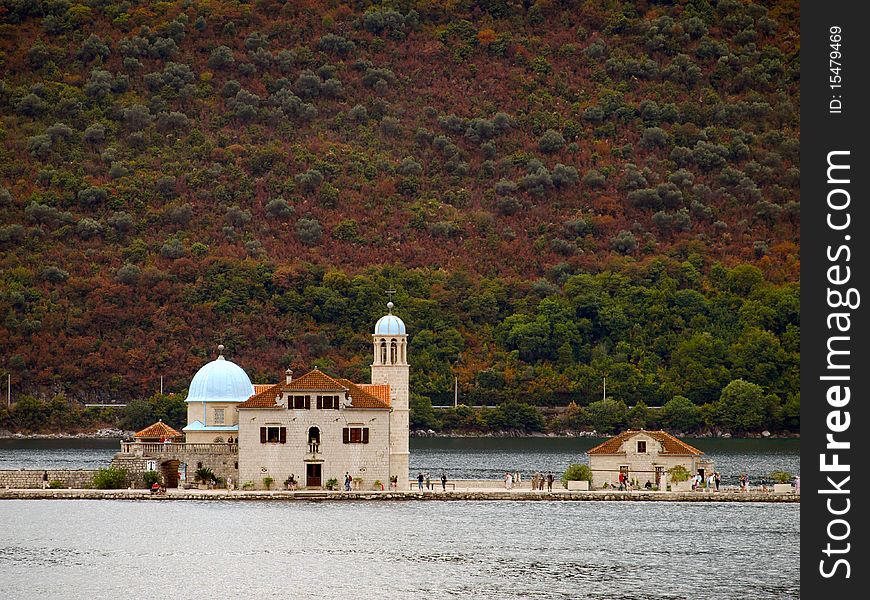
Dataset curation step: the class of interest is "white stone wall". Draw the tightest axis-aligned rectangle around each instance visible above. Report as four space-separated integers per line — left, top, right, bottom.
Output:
371 361 409 490
589 433 704 488
238 405 390 490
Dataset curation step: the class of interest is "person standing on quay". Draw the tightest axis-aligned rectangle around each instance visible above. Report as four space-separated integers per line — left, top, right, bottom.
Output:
546 472 554 492
417 472 424 491
441 471 447 492
425 472 431 490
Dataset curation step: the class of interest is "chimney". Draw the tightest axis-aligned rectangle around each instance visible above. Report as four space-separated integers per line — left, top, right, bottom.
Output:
285 368 293 385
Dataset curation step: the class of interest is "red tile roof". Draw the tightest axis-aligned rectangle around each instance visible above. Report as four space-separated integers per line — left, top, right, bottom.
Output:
286 368 347 392
134 421 183 439
236 369 389 410
358 384 391 406
237 383 283 409
253 384 274 394
336 379 390 409
587 430 703 456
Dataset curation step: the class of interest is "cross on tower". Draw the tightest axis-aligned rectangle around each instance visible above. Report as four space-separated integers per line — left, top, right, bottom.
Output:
385 288 397 302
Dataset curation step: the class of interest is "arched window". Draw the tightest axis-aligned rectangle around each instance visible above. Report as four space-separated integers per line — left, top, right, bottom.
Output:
308 427 321 444
380 340 387 364
390 339 397 364
308 426 321 453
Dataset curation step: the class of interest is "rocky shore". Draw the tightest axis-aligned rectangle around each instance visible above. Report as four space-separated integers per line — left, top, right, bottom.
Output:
0 428 133 440
410 429 800 439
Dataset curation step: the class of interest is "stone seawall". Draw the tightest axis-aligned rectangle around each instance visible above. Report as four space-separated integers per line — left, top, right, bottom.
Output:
0 470 99 489
0 488 799 503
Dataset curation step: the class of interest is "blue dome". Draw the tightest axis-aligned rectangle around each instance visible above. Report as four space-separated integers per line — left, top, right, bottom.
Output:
186 356 255 403
374 314 406 335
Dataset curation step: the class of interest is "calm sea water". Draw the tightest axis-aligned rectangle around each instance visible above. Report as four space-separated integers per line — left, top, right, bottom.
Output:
0 437 800 486
0 499 799 600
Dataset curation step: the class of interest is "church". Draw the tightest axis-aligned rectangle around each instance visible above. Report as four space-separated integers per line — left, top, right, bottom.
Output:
118 302 410 491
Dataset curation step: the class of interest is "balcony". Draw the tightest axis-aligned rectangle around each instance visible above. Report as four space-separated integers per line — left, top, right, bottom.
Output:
120 441 238 456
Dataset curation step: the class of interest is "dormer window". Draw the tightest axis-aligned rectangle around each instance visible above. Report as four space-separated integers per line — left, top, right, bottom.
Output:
637 440 647 453
317 395 339 409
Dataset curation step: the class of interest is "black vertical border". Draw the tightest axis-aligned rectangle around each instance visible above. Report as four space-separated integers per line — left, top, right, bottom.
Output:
801 1 869 595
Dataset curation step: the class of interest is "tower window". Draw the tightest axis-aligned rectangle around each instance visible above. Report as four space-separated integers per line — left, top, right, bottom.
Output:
390 340 397 364
213 408 225 425
380 340 387 364
637 441 647 453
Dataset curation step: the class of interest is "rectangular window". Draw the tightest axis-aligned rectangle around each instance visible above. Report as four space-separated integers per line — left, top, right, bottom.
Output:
637 441 647 453
213 408 225 425
342 426 369 444
292 395 310 410
260 425 286 443
317 395 339 409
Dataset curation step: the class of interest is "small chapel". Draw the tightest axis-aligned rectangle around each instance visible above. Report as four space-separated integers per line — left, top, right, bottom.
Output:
118 302 410 491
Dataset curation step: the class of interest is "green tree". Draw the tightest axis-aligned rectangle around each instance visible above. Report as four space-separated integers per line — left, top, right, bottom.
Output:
713 379 767 432
659 396 703 432
410 393 437 429
585 398 628 434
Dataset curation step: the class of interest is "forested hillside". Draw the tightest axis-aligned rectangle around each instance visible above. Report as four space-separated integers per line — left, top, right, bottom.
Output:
0 0 799 431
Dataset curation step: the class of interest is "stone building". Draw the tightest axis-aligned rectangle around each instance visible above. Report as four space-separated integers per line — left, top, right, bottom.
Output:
114 302 410 490
587 429 713 489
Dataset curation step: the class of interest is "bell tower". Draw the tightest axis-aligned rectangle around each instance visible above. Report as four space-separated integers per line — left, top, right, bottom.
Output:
371 301 409 490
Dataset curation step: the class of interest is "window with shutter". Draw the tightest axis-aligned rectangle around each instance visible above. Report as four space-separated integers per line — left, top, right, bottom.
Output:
304 395 311 409
260 427 267 443
316 396 322 409
362 428 369 444
342 428 349 444
279 427 287 443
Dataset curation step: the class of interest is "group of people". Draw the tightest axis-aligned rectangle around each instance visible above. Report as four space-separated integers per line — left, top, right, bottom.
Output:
502 471 553 491
692 472 722 491
530 472 555 491
416 471 448 491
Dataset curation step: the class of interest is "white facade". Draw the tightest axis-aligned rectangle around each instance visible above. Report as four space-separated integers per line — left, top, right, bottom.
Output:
184 303 411 490
237 380 391 490
371 302 410 491
587 430 712 489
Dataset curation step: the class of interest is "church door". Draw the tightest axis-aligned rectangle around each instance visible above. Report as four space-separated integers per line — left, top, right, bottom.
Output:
306 463 322 488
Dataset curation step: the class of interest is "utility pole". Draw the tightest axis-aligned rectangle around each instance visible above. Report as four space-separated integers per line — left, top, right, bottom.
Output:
160 376 163 395
603 376 607 401
7 373 10 408
454 376 458 408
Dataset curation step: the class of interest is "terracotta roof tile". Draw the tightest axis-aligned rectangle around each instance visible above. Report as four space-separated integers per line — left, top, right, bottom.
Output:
236 383 282 409
336 379 390 409
286 369 347 392
134 421 183 439
587 430 703 456
237 369 390 410
253 384 274 394
358 384 391 406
